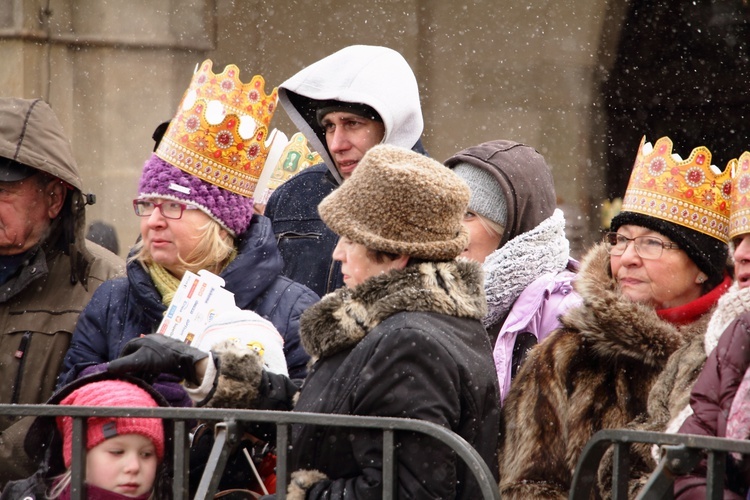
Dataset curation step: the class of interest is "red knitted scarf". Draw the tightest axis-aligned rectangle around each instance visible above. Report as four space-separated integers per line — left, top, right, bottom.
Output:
656 275 732 325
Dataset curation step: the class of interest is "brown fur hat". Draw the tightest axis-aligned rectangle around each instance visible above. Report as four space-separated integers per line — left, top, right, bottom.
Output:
318 144 470 260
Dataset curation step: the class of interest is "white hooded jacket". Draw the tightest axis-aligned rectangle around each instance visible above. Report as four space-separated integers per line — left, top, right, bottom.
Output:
278 44 424 184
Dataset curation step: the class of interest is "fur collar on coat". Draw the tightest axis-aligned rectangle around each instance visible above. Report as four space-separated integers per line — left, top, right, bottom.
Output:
299 259 487 363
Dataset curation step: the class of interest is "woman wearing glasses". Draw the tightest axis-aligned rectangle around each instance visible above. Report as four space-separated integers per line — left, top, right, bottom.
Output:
499 137 733 499
59 153 318 388
59 89 319 388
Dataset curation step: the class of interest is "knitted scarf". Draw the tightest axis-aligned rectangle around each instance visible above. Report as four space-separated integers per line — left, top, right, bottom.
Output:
656 275 732 326
147 254 236 307
703 281 750 353
482 209 570 328
149 263 181 306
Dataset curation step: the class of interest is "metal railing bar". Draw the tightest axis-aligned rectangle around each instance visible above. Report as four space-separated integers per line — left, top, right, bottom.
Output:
383 429 395 500
634 455 674 500
276 423 290 500
706 450 725 500
172 419 188 500
569 435 615 498
612 441 629 500
193 420 240 499
71 417 85 500
572 429 750 499
0 405 497 500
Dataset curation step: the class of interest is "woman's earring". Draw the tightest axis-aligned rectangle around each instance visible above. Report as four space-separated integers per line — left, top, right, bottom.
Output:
696 274 707 284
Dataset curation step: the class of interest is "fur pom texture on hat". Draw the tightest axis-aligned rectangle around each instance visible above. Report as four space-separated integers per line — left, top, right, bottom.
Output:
611 211 728 288
318 144 470 260
451 162 507 226
56 379 165 468
137 154 253 236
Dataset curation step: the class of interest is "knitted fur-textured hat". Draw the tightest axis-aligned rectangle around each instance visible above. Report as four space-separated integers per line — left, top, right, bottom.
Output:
611 211 728 288
137 153 253 236
57 379 165 468
318 144 470 260
451 162 507 226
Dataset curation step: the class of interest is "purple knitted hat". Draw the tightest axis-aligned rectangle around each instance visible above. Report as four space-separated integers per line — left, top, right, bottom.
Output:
137 154 253 236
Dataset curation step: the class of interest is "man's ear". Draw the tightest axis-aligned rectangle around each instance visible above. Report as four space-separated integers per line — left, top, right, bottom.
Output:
46 180 66 219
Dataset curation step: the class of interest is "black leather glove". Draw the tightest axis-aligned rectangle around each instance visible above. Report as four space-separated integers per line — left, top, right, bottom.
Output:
108 334 208 385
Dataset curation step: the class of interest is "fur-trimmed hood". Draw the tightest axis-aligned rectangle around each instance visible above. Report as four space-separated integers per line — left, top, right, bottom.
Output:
560 242 685 366
299 259 487 362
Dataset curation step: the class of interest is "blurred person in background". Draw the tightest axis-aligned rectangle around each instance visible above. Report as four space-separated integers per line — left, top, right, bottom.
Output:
86 220 120 255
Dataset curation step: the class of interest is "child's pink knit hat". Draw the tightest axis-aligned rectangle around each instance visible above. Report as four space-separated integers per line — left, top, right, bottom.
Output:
56 379 165 467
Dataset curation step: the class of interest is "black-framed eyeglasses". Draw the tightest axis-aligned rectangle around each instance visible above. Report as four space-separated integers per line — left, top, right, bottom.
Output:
132 199 200 220
604 232 680 260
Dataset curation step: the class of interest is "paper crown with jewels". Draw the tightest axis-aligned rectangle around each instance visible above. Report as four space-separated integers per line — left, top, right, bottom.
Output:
730 151 750 238
256 132 321 204
155 60 279 198
621 136 732 242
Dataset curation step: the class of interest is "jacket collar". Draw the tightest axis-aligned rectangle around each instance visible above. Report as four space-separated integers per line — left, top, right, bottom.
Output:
299 259 487 362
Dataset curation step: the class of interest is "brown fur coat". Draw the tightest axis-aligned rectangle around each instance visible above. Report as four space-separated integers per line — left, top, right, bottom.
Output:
498 243 713 499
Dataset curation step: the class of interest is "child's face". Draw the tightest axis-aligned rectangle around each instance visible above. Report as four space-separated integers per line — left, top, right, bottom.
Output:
86 434 158 497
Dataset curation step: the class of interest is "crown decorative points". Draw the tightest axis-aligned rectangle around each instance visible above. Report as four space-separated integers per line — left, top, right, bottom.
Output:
730 152 750 239
621 136 731 242
266 133 321 198
156 60 279 198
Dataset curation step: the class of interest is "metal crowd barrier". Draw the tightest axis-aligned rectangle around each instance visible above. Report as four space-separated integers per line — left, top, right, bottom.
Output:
569 429 750 500
0 404 500 500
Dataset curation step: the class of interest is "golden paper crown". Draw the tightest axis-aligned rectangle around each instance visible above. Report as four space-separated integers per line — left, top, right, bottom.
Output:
254 132 322 205
269 133 321 189
730 152 750 238
156 60 279 198
621 136 731 241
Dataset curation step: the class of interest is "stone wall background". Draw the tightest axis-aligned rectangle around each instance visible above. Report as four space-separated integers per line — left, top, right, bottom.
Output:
0 0 626 258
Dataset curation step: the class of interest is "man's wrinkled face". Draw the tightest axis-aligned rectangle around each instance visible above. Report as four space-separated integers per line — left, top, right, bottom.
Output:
0 174 64 255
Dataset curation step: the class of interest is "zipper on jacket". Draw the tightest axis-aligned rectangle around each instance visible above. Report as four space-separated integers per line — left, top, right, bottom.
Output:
276 231 321 243
11 331 31 404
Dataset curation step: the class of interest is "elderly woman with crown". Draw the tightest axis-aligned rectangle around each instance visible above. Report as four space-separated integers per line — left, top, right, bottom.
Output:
58 60 318 391
499 136 733 499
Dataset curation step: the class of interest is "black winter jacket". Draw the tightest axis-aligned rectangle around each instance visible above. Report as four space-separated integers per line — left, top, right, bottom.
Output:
210 260 500 500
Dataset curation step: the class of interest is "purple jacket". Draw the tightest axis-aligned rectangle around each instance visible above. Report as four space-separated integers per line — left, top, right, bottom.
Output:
493 265 581 402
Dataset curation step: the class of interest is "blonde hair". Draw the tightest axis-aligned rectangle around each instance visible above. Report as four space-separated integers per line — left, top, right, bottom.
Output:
472 211 505 241
129 218 236 276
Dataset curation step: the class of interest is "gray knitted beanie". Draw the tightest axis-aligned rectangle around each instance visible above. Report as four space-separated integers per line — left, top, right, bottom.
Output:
452 162 507 226
318 144 470 260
